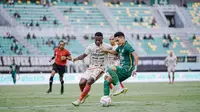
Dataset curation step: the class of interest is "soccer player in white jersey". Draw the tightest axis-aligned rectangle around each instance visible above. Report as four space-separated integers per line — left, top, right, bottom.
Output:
72 32 112 106
164 51 177 84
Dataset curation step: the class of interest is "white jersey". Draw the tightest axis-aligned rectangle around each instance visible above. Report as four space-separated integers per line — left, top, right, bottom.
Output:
85 43 112 68
165 55 177 67
108 45 119 65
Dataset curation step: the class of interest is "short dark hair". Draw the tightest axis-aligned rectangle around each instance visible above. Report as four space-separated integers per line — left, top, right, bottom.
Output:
95 32 103 37
114 32 125 38
59 40 65 44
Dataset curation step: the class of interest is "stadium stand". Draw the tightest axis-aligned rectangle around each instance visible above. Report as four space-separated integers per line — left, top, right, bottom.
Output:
3 5 63 28
0 35 31 55
25 35 85 56
105 2 157 29
57 2 112 30
0 0 199 73
187 2 200 27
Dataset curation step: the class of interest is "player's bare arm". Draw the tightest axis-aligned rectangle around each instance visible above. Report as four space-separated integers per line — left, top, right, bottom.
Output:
131 52 139 76
49 54 55 62
61 55 72 61
66 55 72 61
73 53 88 62
100 45 118 55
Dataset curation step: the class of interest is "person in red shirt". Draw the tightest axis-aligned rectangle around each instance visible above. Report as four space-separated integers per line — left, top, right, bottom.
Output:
47 40 72 94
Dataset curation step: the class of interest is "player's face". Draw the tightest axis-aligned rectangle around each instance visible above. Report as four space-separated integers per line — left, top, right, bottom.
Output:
109 38 115 46
95 36 103 46
59 42 65 50
170 52 173 57
115 36 124 46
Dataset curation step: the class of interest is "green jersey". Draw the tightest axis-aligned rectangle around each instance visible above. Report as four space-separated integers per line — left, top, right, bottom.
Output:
10 64 18 73
116 41 135 71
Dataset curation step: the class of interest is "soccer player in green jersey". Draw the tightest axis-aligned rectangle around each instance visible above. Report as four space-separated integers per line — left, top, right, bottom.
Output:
9 60 20 84
100 31 139 96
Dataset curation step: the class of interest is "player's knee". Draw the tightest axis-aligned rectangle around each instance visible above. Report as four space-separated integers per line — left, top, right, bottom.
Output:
107 65 116 72
60 78 63 82
87 78 95 85
49 76 53 81
51 70 56 75
106 76 112 83
79 78 87 86
104 75 112 83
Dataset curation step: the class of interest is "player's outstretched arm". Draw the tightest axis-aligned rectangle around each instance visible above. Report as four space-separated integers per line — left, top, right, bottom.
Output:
66 55 72 61
73 53 88 62
49 54 55 62
132 52 139 76
100 45 118 55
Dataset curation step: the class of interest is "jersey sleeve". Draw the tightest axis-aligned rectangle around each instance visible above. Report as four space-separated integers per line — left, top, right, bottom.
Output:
126 44 135 54
54 48 57 55
65 50 71 56
84 45 92 55
115 46 120 53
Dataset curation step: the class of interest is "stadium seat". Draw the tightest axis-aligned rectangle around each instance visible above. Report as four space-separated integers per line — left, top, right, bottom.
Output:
4 5 63 28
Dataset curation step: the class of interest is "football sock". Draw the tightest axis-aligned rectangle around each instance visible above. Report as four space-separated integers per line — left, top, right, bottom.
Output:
79 85 85 92
104 80 110 96
49 76 53 90
79 84 91 101
120 82 124 88
109 83 113 89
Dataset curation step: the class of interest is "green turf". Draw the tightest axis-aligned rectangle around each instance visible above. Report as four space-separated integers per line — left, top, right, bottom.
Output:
0 82 200 112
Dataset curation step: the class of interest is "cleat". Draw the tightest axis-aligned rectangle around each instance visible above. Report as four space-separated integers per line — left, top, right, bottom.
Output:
122 88 128 94
46 89 52 93
113 88 124 96
61 86 64 94
72 100 81 106
81 94 89 104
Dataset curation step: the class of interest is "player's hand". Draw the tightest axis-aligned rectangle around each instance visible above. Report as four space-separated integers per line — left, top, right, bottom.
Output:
72 58 78 63
61 56 67 61
132 70 137 77
49 59 52 62
66 56 72 61
100 44 107 52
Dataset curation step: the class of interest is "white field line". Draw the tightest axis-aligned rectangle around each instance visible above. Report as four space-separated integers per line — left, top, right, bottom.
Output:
0 101 136 109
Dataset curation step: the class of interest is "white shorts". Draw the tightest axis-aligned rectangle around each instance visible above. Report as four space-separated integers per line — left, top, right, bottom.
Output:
81 65 104 81
168 66 176 72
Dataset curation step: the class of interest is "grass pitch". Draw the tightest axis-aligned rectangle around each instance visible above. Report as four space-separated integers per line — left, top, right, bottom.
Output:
0 82 200 112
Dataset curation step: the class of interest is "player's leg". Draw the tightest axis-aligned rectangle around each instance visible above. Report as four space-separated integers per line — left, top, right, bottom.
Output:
79 78 87 92
59 74 64 94
172 67 175 84
72 69 90 106
78 78 89 104
72 68 103 106
112 67 131 96
47 64 57 93
72 77 95 106
168 67 171 84
59 65 65 94
106 65 126 96
106 65 121 86
11 72 16 84
104 75 112 96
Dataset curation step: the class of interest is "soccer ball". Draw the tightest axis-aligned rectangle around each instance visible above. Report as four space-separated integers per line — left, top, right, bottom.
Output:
100 96 111 107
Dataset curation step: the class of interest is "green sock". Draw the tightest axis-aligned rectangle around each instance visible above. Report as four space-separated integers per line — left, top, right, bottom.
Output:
104 80 110 96
107 67 120 86
13 78 16 84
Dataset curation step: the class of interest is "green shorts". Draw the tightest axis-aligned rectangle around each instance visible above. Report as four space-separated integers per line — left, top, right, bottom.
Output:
115 66 133 82
11 72 16 78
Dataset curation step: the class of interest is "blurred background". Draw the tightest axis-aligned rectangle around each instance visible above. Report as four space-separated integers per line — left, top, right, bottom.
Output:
0 0 199 76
